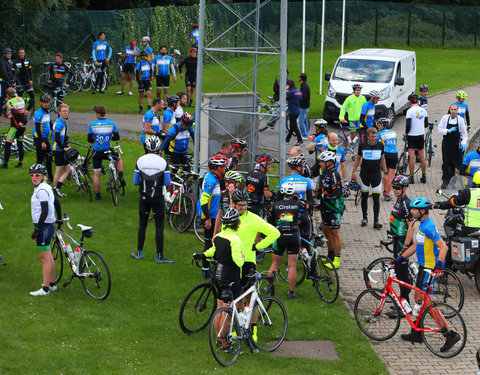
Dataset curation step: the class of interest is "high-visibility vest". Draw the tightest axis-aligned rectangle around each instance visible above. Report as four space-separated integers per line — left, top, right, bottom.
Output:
464 188 480 228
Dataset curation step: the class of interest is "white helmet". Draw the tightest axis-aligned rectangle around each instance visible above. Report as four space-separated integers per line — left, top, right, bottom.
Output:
318 150 336 163
280 181 296 196
145 135 161 152
141 36 150 43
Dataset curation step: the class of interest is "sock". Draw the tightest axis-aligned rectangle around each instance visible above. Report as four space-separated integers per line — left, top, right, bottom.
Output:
327 249 334 261
118 171 124 179
138 250 143 259
49 282 56 287
42 285 49 293
95 192 101 198
56 181 63 189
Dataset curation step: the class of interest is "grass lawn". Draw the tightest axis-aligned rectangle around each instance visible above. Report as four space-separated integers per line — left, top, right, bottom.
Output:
62 47 480 119
0 131 388 374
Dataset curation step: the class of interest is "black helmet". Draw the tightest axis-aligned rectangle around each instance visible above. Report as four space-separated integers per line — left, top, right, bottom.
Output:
352 83 363 90
375 117 391 128
408 93 419 103
392 175 409 187
222 207 241 224
64 148 79 163
419 84 429 92
231 189 249 203
39 94 51 103
181 112 194 127
145 135 162 152
29 163 47 175
166 95 180 107
3 48 12 54
287 154 306 169
140 51 148 57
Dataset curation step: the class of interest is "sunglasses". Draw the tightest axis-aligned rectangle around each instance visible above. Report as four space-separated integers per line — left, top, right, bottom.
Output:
30 173 44 177
392 186 403 190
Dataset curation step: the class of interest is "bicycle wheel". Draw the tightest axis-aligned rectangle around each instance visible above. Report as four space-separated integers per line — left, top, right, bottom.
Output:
108 166 119 206
252 296 288 352
169 193 196 233
51 239 64 284
81 74 93 91
396 151 408 175
78 250 111 300
179 282 217 334
425 136 433 167
193 216 205 243
419 302 467 358
354 288 401 341
209 307 241 367
69 72 82 93
77 169 92 201
37 73 49 94
354 188 361 206
364 257 395 298
313 255 340 303
431 268 464 314
278 257 307 286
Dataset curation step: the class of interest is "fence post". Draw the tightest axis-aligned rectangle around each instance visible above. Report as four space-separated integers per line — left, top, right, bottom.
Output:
442 11 446 47
374 9 378 46
407 11 411 46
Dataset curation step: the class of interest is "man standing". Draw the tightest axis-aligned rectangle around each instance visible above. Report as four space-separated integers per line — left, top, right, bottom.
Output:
141 36 155 61
360 90 380 138
159 112 195 167
141 98 163 153
246 153 274 217
0 48 15 104
438 103 468 189
419 84 429 110
190 23 200 47
178 48 197 107
298 73 310 139
163 95 179 132
376 117 397 201
32 94 54 182
286 79 303 146
116 40 138 96
451 91 470 132
51 104 71 197
227 138 248 171
174 91 188 120
13 48 35 111
48 53 73 101
136 51 154 114
153 45 177 102
92 31 112 94
405 94 428 184
339 84 366 146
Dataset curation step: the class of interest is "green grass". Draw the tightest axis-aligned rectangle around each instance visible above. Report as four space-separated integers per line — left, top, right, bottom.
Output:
62 47 480 118
0 131 388 375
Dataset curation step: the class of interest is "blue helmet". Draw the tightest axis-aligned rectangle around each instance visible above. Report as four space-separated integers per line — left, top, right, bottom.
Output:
409 197 433 209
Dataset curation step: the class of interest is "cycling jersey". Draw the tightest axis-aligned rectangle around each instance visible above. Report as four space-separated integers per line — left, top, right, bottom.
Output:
339 94 366 122
88 118 118 152
246 168 269 205
390 195 412 238
31 181 56 224
136 60 153 81
319 168 344 213
327 144 346 170
227 155 240 171
313 133 328 160
419 96 428 110
49 63 72 86
271 198 307 235
198 170 221 219
462 150 480 175
415 217 442 269
178 56 197 78
134 153 170 199
6 96 27 127
406 104 427 136
278 173 313 208
92 40 112 61
358 140 384 174
219 190 231 213
453 101 469 121
153 54 175 77
52 117 68 151
190 30 200 47
161 122 194 154
0 58 14 84
163 108 175 129
33 107 52 139
141 108 160 144
123 45 139 64
360 100 375 128
204 227 244 280
144 45 154 61
13 57 33 84
377 128 398 154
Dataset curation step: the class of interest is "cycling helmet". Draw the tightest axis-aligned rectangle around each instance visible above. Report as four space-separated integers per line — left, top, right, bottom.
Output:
166 95 180 107
392 175 409 187
29 163 47 175
190 47 197 53
224 170 243 183
141 36 150 43
39 94 51 103
3 48 12 54
231 189 249 203
222 207 240 224
208 154 229 169
64 148 79 163
352 83 363 90
473 170 480 187
314 119 328 128
255 153 272 164
419 84 429 92
318 150 336 163
192 23 198 28
287 154 306 169
457 90 468 99
280 181 296 196
409 197 433 209
181 112 194 127
145 135 162 152
231 138 248 150
375 117 391 128
408 93 418 103
369 90 380 99
140 51 148 57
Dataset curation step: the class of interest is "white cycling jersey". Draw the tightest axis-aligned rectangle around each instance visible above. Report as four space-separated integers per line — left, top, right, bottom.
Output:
406 105 427 136
31 181 55 224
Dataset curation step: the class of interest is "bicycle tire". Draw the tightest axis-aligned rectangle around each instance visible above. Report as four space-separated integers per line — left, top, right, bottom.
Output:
313 255 340 303
396 151 408 175
354 188 361 206
51 239 64 284
108 166 119 206
81 73 93 91
37 73 49 94
77 169 92 201
169 193 196 233
0 139 19 162
364 257 396 298
179 282 217 334
68 72 81 93
209 307 241 366
354 288 401 341
419 302 467 358
431 268 464 315
278 258 307 286
22 135 35 152
78 250 111 300
193 216 205 243
252 296 288 352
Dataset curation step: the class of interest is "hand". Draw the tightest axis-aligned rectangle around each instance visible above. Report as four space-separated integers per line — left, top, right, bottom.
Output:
193 252 206 261
433 202 441 209
106 58 110 64
180 73 183 79
204 218 211 230
341 119 347 124
41 142 47 151
461 144 466 152
29 80 33 86
94 61 98 67
132 41 136 47
351 172 357 181
403 134 408 142
449 126 457 133
393 255 406 265
433 260 444 277
31 228 39 240
309 135 315 142
173 76 177 83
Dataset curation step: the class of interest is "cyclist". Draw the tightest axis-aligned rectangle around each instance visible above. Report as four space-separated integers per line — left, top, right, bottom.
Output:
306 119 329 177
88 105 126 200
419 84 429 110
360 90 380 141
438 103 468 189
136 51 154 114
376 117 397 201
268 181 308 299
29 163 62 296
141 36 154 62
450 90 470 132
326 132 347 180
116 40 139 96
32 94 54 182
318 151 344 269
153 45 177 102
13 48 35 111
178 48 197 107
290 146 312 179
159 112 195 168
141 98 163 153
91 31 112 94
246 153 274 217
460 144 480 178
385 175 415 319
286 78 303 146
394 197 459 352
47 53 73 101
190 23 200 47
0 48 15 104
352 127 387 229
131 135 174 263
174 91 188 120
163 94 179 132
339 83 366 146
0 87 28 169
227 138 248 171
213 170 244 237
198 154 229 250
405 93 428 184
51 103 71 197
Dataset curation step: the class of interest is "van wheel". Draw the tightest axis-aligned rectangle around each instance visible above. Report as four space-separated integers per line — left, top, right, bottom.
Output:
386 107 395 126
475 261 480 294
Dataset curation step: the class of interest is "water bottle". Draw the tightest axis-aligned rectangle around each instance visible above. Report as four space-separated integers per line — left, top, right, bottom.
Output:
74 247 81 263
388 267 396 278
299 247 308 261
65 243 74 261
237 310 246 326
412 301 422 317
400 298 412 314
409 262 419 277
244 305 251 321
165 190 172 203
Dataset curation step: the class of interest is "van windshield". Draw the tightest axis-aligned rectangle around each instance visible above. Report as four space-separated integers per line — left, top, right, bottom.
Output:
332 58 395 83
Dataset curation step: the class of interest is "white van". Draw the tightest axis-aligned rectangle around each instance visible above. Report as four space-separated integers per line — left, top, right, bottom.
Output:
323 48 416 124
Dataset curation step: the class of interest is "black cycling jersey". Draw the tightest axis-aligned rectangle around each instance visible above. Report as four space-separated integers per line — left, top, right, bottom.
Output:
358 140 384 174
318 167 344 213
212 235 241 279
419 96 428 110
246 168 269 205
13 58 33 84
390 195 412 239
178 56 197 78
49 63 72 86
0 58 15 84
219 190 231 213
135 153 168 199
271 198 307 235
227 155 239 171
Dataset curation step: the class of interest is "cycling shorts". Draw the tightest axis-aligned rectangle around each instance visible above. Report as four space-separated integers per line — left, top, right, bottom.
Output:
274 233 301 256
241 262 256 290
416 264 436 295
35 223 55 248
384 152 398 170
123 63 135 75
156 75 170 88
359 172 382 193
97 60 107 72
53 150 68 166
6 126 25 142
321 210 342 230
138 80 152 93
408 135 424 151
185 75 196 87
92 149 120 170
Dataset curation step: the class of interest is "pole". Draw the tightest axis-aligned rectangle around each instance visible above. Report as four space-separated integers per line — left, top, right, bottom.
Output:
319 0 325 95
250 0 261 170
279 0 288 181
341 0 346 55
302 0 306 72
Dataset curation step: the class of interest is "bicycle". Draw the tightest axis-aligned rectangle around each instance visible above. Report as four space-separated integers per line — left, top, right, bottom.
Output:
363 231 464 313
343 179 362 206
46 85 67 114
258 96 280 132
209 271 287 366
67 148 92 201
37 61 52 94
334 120 361 161
277 232 340 303
425 121 437 167
355 265 467 358
105 143 124 206
50 215 111 300
396 136 423 176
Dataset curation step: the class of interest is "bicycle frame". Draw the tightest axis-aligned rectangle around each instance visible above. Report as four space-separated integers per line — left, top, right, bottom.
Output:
54 221 87 277
337 124 360 159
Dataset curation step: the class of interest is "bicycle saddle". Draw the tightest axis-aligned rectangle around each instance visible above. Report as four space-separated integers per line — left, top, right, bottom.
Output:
77 224 92 232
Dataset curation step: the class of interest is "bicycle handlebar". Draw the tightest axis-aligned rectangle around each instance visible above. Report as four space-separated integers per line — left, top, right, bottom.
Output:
113 142 123 155
62 214 73 230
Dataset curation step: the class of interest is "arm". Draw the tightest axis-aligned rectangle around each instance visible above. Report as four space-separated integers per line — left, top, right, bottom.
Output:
381 155 387 174
92 44 97 62
424 115 429 128
459 118 468 146
305 141 316 152
465 110 470 129
253 216 280 250
88 133 94 144
351 155 362 180
53 195 62 220
435 238 449 265
144 122 156 136
133 170 141 186
437 116 449 136
401 220 415 253
405 118 411 135
340 161 347 181
212 209 223 238
459 162 471 177
55 131 65 150
189 127 195 141
164 171 171 187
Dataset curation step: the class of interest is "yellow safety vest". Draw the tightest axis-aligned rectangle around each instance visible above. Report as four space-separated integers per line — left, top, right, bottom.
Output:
464 188 480 228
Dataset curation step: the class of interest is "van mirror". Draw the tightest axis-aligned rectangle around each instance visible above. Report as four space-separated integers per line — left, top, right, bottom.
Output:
395 77 404 86
325 72 331 81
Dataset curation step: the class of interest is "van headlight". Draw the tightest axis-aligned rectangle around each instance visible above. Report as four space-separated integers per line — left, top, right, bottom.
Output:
326 84 336 98
379 86 390 100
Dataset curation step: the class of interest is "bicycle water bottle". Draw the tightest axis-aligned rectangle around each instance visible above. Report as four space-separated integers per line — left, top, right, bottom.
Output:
400 298 412 314
244 305 251 321
409 262 419 277
237 310 246 326
65 243 74 260
300 247 308 261
412 300 422 317
389 268 396 278
74 247 81 263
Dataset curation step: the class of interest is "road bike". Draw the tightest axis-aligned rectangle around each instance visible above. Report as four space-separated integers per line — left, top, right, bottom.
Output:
425 121 437 167
50 215 111 300
355 265 466 358
343 179 361 206
334 121 361 161
105 143 124 206
258 96 280 132
37 61 52 94
46 85 68 113
67 148 92 201
209 271 287 366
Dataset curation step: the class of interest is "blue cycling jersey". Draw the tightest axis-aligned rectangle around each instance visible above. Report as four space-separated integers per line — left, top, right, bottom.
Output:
454 101 469 120
361 101 376 128
415 217 442 269
136 60 153 80
124 45 139 64
166 123 194 153
328 145 346 170
153 54 175 76
144 45 154 61
462 150 480 175
377 128 398 154
142 109 160 144
278 174 312 201
313 133 329 160
198 170 221 219
52 117 67 151
163 108 175 128
33 107 51 139
191 30 200 47
92 41 112 62
88 118 118 152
